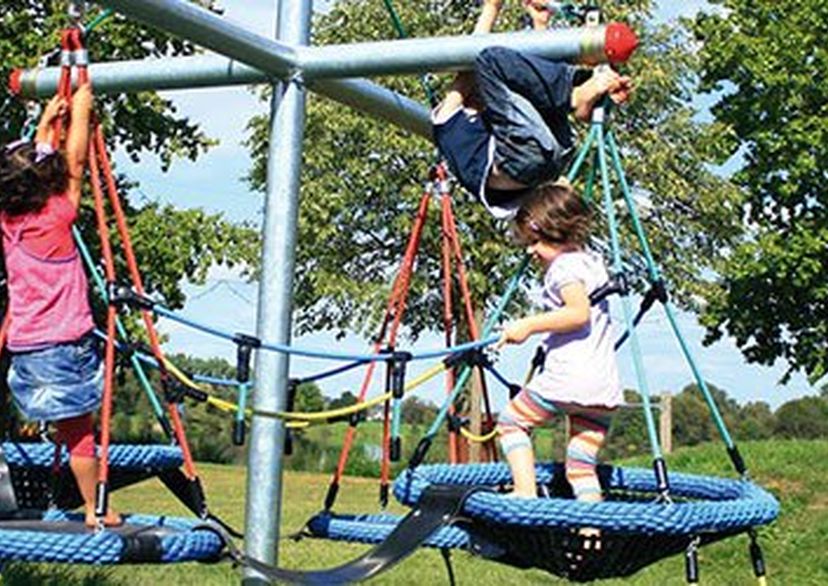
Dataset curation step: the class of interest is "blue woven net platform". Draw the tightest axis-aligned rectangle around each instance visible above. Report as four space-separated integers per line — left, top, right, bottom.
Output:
2 442 183 511
0 511 223 564
0 442 226 565
308 462 779 581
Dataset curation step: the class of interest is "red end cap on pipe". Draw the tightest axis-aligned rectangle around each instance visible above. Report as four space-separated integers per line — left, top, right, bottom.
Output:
604 22 639 64
8 69 22 96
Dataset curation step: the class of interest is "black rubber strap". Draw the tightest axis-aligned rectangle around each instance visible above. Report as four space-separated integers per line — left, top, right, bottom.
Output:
0 445 19 515
236 484 481 584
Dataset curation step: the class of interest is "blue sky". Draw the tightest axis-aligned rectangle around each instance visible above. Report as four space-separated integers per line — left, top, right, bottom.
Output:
114 0 819 412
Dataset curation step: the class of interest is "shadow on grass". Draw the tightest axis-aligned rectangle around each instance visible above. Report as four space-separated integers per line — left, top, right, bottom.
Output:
1 564 126 585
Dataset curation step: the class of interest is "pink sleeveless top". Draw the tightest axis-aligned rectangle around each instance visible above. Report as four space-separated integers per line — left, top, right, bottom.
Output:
1 194 94 351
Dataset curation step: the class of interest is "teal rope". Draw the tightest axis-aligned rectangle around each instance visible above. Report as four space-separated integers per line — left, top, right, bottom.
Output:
595 119 663 460
424 256 530 441
605 131 736 450
380 0 436 105
582 150 598 205
72 227 169 427
83 8 114 35
566 125 597 183
236 382 250 430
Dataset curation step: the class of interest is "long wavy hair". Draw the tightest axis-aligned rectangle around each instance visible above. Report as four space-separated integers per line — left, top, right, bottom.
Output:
0 142 68 216
512 180 592 248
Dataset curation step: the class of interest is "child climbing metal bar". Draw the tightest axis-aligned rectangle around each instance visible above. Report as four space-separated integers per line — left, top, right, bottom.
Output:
433 0 635 219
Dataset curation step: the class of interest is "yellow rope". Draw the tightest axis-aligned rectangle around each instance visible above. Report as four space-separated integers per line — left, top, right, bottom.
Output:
459 426 499 443
161 355 447 424
162 357 204 392
257 361 447 421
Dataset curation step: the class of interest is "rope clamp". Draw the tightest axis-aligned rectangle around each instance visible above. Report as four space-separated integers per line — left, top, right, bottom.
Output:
651 278 668 304
106 282 155 310
444 347 488 370
234 333 260 383
384 349 411 400
72 49 90 67
59 50 73 68
37 48 62 69
447 414 468 434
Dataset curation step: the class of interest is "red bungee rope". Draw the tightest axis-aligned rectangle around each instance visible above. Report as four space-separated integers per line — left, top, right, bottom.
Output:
325 185 432 510
440 179 498 461
64 27 204 520
438 168 459 463
324 162 499 509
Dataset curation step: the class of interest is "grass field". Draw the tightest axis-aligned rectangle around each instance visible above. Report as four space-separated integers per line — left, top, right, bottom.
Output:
4 439 827 585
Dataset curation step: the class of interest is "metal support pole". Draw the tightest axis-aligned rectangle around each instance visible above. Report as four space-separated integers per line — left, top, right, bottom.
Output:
242 0 310 581
98 0 636 79
98 0 297 76
295 25 629 78
13 57 431 140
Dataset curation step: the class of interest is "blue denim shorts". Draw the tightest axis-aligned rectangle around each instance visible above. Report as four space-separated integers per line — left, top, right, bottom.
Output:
8 333 103 422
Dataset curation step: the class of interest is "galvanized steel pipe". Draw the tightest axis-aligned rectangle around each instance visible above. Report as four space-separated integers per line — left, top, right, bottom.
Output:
97 0 297 77
11 56 432 140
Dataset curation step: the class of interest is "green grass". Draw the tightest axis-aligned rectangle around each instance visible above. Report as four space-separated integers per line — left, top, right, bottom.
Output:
3 439 827 585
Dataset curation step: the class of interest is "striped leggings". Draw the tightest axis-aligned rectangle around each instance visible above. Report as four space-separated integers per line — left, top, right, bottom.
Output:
497 388 613 502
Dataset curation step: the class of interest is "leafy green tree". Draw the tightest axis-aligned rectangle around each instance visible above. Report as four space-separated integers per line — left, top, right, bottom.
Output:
110 352 246 464
774 396 828 439
671 382 740 446
603 389 651 459
293 381 325 413
735 401 776 441
245 0 741 342
693 1 828 384
0 2 260 328
328 391 358 411
400 396 438 425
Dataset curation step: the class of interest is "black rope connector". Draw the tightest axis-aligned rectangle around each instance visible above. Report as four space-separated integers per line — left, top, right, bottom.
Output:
233 333 261 384
389 437 402 462
323 482 340 512
188 476 208 519
447 415 468 434
638 278 668 315
653 457 670 499
748 529 766 579
651 278 668 304
281 379 300 454
508 383 522 399
379 482 390 509
106 282 155 310
94 481 109 518
385 350 412 400
233 419 247 447
727 445 748 477
409 437 432 470
684 536 700 584
165 379 207 404
530 345 546 371
115 343 136 386
589 272 629 305
444 348 489 370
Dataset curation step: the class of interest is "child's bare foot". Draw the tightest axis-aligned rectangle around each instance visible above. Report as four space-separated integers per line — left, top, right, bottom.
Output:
85 508 123 529
505 490 537 498
571 68 632 121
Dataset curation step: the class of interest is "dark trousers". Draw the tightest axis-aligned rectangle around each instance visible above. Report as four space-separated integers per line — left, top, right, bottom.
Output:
475 47 577 187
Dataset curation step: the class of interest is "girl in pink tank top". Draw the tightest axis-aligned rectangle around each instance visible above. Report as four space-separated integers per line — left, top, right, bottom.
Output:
0 84 120 527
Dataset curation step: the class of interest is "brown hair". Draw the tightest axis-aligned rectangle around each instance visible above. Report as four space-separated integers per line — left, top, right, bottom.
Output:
512 181 592 247
0 142 68 216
